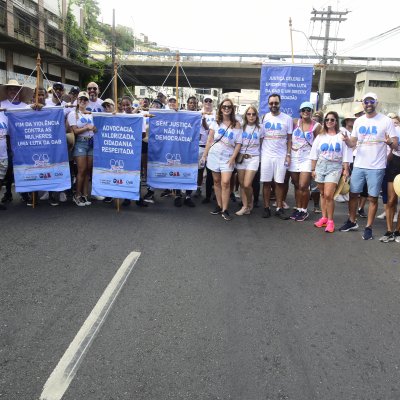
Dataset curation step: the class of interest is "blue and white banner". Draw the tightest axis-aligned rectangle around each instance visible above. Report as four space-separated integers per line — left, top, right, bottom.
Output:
92 113 143 200
259 64 314 117
6 108 71 192
147 110 201 190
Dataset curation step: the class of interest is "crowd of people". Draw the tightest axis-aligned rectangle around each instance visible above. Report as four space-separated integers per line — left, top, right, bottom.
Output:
1 78 399 241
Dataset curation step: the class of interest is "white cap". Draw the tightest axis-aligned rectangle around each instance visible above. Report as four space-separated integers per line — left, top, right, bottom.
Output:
204 95 213 101
362 92 378 101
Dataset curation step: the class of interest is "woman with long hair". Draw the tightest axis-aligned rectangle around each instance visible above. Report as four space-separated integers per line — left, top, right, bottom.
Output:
235 105 263 215
311 111 352 232
67 91 96 206
201 98 242 220
289 101 322 221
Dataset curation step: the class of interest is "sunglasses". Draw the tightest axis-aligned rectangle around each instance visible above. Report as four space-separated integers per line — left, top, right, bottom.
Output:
324 118 336 122
363 99 376 105
301 108 312 112
78 97 88 102
87 87 98 91
221 105 232 110
204 99 212 103
269 102 280 106
246 112 256 116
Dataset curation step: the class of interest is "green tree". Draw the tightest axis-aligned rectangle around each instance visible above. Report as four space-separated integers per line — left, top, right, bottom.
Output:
74 0 101 40
65 1 88 63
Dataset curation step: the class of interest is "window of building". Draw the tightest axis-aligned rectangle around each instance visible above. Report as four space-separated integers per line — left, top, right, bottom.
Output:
369 80 398 88
140 88 146 96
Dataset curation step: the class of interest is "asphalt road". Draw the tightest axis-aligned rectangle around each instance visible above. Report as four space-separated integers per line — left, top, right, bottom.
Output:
1 190 400 400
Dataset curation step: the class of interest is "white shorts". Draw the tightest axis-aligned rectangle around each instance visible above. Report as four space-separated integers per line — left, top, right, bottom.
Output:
207 149 234 173
198 146 205 161
236 155 260 171
289 156 312 173
260 156 286 183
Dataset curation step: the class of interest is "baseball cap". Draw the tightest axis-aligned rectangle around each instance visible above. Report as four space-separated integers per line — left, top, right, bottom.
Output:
78 91 89 100
53 82 64 90
387 112 399 119
362 92 378 101
168 96 177 101
299 101 313 110
204 95 213 101
102 98 115 106
69 86 79 94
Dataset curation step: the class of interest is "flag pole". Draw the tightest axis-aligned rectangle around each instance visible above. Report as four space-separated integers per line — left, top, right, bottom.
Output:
176 51 179 109
113 61 120 212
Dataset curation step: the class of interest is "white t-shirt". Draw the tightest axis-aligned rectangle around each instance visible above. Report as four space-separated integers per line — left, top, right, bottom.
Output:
391 126 400 157
86 99 104 113
0 112 8 159
352 113 396 169
0 100 29 110
291 120 320 158
261 112 293 158
45 97 69 117
67 110 94 138
240 124 264 156
309 129 353 163
209 121 242 157
200 112 216 146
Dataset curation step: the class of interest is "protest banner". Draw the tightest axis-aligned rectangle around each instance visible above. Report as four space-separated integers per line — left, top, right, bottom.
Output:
259 65 314 117
6 107 71 192
147 110 201 190
92 113 143 200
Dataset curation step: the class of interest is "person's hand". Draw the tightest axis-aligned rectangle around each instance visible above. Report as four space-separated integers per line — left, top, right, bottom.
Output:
228 156 235 167
86 124 95 131
385 133 394 146
341 131 349 142
311 170 316 179
31 103 44 111
342 168 349 179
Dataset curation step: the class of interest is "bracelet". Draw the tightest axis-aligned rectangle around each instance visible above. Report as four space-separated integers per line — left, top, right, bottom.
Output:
286 153 291 156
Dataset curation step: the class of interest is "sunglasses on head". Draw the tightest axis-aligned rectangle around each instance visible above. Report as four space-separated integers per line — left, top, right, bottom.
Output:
246 112 256 116
324 118 336 122
269 102 280 106
204 99 212 103
221 105 232 110
363 99 376 105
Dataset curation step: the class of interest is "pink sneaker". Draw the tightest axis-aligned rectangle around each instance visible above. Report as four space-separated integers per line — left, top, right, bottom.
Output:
325 220 335 233
314 217 328 228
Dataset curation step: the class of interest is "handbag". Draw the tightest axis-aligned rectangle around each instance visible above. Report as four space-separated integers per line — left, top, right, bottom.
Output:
235 126 256 164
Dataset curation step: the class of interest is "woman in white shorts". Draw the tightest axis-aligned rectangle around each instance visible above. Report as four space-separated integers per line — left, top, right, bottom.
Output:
235 106 263 215
289 101 322 221
201 98 242 221
311 111 351 233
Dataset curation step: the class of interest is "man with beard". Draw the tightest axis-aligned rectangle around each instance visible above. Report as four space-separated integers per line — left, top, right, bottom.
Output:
260 93 292 219
340 92 397 240
86 82 103 113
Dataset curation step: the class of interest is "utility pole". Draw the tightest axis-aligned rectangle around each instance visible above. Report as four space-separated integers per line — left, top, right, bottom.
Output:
310 6 349 110
111 9 116 98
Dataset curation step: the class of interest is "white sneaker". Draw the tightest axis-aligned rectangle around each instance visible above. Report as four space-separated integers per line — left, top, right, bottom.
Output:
377 212 386 219
40 191 49 201
283 201 290 210
59 192 67 202
94 195 105 200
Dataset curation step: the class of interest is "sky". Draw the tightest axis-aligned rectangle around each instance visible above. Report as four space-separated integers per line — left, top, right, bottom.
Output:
96 0 399 59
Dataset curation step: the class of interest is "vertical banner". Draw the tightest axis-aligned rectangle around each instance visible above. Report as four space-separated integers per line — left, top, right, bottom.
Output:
6 108 71 192
92 113 143 200
259 64 314 117
147 110 201 190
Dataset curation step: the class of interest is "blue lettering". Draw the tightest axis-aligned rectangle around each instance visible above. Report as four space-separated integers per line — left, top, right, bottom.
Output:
335 143 341 152
321 143 329 151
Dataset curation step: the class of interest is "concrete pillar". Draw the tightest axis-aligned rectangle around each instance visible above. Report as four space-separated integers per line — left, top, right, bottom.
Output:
61 0 67 57
61 67 65 84
5 50 13 81
6 0 14 37
38 0 45 49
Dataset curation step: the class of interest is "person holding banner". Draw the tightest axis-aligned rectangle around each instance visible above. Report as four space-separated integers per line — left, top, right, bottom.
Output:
201 98 242 221
235 106 263 216
289 101 322 222
67 91 97 206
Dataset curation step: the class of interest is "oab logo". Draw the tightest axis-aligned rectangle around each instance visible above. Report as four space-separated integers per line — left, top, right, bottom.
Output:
39 172 51 179
113 178 123 184
264 122 282 131
218 128 233 140
169 171 180 177
32 153 50 167
166 153 181 165
359 126 378 135
110 159 124 171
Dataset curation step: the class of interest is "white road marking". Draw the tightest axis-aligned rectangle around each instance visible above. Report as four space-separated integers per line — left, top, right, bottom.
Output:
39 251 141 400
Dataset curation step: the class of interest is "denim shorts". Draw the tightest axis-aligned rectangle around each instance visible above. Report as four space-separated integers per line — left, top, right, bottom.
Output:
0 158 8 180
73 137 93 157
315 159 342 184
350 167 385 197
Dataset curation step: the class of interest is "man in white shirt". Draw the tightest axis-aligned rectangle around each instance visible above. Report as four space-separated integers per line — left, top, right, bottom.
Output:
340 92 397 240
86 82 104 113
260 93 292 219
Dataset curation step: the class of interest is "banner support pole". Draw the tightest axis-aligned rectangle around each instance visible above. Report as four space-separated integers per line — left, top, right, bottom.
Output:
175 51 179 109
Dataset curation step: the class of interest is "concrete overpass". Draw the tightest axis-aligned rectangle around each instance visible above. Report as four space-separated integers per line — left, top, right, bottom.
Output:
114 52 400 100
